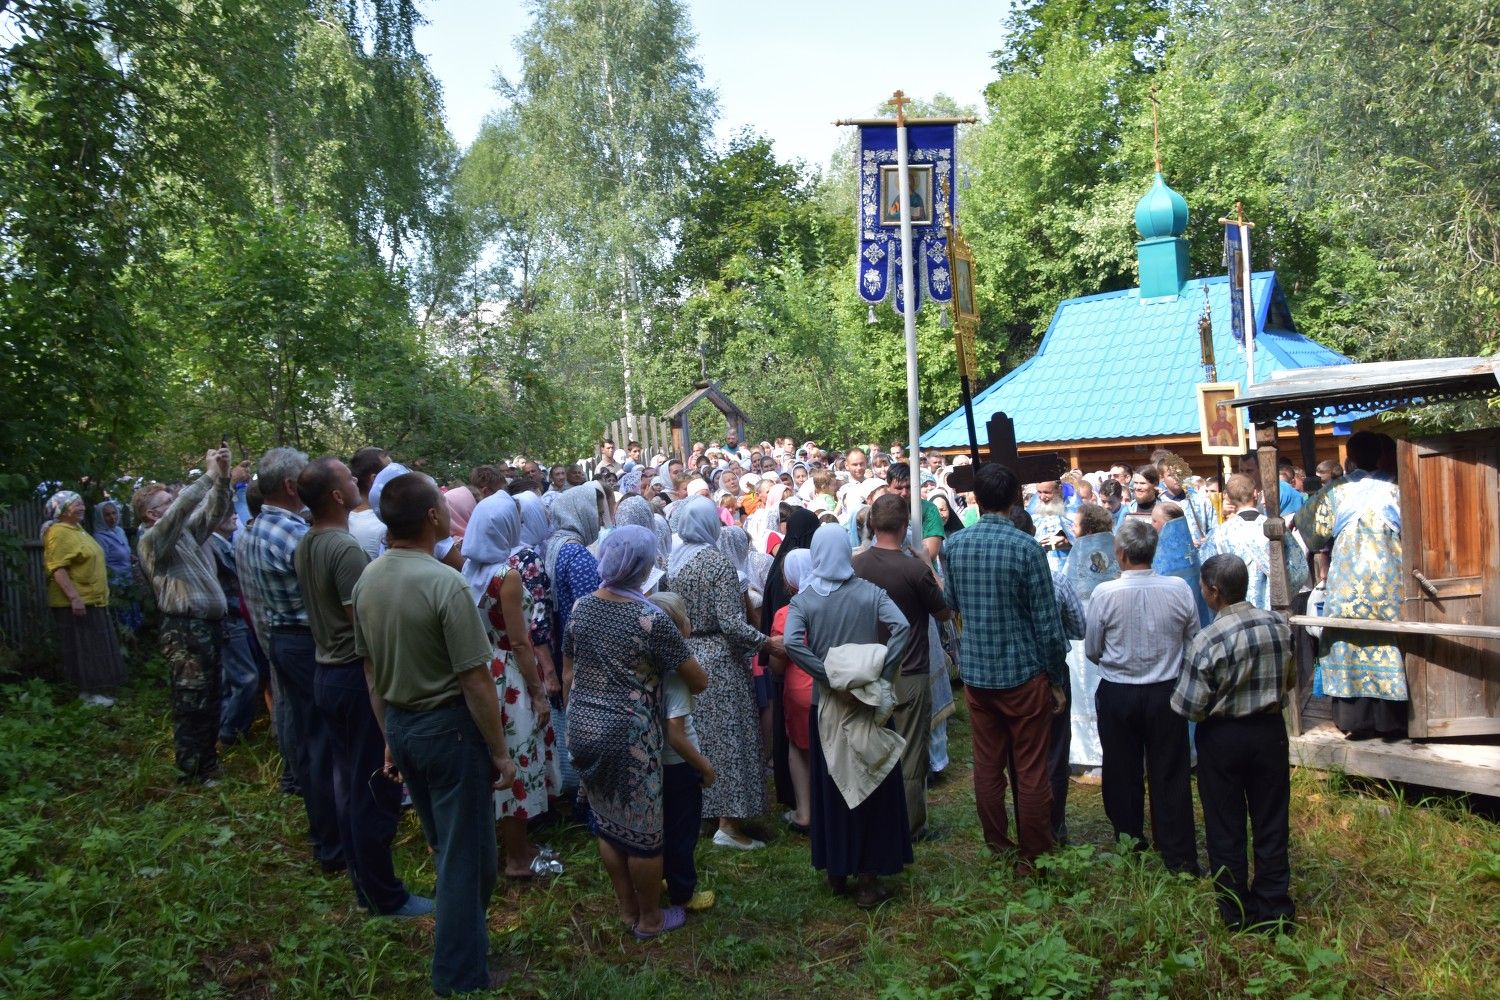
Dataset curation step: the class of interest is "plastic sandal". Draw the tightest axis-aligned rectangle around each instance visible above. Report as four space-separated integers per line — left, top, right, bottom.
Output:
632 905 687 940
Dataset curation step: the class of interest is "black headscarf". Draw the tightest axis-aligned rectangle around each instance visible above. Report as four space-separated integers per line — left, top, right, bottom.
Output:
759 504 821 813
759 506 821 645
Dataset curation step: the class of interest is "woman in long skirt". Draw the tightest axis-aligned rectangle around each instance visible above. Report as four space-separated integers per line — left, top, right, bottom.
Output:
43 491 126 704
783 524 912 907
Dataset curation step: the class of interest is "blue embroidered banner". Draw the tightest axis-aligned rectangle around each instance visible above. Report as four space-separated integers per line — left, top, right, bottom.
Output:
1223 223 1247 349
857 124 956 316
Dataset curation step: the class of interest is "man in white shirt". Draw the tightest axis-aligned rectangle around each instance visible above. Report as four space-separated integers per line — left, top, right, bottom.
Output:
834 446 871 519
1085 517 1201 874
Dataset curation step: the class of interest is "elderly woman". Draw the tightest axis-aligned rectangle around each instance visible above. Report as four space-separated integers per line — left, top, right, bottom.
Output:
43 491 126 704
92 501 133 589
665 496 776 850
783 524 911 908
93 499 143 633
563 526 707 939
462 493 563 879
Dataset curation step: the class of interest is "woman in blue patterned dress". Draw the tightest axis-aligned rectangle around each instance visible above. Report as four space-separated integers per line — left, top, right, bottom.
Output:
544 485 604 797
564 526 706 938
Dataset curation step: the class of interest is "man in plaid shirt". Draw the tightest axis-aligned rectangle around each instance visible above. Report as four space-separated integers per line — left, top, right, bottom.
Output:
238 446 343 875
943 463 1067 874
1172 553 1296 932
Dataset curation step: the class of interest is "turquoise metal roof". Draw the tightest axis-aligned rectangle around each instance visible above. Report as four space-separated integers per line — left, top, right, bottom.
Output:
922 271 1353 448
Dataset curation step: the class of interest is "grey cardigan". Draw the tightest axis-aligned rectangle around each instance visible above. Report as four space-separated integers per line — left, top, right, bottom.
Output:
783 578 911 704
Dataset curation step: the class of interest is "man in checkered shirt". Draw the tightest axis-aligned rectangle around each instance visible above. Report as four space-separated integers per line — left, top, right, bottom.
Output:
1172 553 1296 932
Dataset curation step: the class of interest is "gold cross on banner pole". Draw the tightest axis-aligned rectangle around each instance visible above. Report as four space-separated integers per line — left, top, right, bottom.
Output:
886 89 911 126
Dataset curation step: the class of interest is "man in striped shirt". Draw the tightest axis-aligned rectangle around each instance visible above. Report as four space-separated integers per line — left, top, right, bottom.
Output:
1173 554 1296 931
1085 517 1201 874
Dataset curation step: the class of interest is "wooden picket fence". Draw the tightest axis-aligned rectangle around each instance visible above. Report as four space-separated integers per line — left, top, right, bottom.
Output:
603 415 673 462
0 498 53 659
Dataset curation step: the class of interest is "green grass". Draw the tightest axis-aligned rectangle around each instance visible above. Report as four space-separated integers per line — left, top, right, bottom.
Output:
1 659 1496 999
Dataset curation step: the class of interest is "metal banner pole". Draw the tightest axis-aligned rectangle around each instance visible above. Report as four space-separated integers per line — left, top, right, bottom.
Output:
1240 217 1258 450
894 112 923 548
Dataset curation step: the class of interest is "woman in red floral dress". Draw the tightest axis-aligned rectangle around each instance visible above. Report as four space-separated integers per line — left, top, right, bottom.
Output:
461 492 563 879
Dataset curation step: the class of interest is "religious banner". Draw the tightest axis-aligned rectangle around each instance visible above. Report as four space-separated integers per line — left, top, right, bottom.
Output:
1065 532 1120 602
1223 222 1247 349
857 124 956 315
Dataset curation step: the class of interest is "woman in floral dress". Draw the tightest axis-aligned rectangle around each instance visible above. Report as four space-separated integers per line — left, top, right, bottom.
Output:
665 497 777 850
462 492 563 878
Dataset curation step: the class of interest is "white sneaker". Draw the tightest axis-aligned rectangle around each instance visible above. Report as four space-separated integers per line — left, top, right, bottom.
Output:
79 693 116 707
711 829 765 851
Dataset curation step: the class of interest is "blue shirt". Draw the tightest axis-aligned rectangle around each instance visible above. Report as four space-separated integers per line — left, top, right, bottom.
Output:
941 514 1068 690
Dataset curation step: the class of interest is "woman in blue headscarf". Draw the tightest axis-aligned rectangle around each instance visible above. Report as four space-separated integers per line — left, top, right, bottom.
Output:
665 497 776 850
564 526 707 939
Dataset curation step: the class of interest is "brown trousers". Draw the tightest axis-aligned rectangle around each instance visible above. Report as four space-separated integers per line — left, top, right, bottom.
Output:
965 673 1055 863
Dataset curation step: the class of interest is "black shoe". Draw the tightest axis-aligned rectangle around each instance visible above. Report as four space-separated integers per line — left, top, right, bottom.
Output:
318 859 348 876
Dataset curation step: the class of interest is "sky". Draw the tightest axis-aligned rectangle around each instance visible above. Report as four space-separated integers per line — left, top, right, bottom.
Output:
413 0 1011 172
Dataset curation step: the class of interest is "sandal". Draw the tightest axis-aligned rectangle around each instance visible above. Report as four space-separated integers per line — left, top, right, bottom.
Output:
632 905 687 940
505 853 564 880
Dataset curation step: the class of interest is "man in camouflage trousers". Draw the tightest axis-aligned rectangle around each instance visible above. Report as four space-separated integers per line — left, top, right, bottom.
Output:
134 445 233 784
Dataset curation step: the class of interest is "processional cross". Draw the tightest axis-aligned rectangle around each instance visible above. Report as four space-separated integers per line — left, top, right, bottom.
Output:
886 89 911 126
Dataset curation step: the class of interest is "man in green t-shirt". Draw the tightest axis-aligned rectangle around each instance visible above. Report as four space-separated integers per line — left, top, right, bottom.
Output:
887 462 946 563
352 472 515 996
295 457 427 919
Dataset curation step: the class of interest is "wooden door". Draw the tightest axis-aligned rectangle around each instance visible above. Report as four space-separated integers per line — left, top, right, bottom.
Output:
1399 430 1500 738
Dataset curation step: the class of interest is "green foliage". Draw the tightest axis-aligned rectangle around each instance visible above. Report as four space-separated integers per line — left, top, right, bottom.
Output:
993 0 1176 76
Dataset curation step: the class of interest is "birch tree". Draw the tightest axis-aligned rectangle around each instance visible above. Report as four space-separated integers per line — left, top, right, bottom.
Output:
501 0 714 430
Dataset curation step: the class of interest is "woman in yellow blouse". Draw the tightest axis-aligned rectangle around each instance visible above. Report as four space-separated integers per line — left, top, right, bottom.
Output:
43 490 127 705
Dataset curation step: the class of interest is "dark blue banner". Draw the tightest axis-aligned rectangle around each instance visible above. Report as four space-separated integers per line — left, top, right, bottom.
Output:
857 124 956 316
1224 223 1246 349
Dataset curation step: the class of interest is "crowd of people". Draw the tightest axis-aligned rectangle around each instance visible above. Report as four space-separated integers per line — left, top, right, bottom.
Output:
34 427 1405 994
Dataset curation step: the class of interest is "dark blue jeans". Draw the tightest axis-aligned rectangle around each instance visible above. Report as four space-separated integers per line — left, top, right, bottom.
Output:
269 629 342 866
314 662 409 914
218 617 263 742
386 701 497 996
662 761 703 905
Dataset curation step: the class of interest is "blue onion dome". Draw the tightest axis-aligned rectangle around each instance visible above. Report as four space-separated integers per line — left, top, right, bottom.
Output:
1134 172 1189 238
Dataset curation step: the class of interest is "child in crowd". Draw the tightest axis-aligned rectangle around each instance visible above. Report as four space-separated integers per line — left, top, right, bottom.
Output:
648 592 717 912
809 469 838 516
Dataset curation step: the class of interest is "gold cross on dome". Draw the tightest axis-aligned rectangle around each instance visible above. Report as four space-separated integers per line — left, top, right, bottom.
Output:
887 90 911 126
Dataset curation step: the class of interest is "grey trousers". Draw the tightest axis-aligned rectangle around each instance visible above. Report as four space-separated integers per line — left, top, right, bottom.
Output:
891 670 932 838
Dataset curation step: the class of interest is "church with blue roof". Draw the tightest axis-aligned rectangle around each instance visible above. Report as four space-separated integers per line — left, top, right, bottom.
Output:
921 171 1354 475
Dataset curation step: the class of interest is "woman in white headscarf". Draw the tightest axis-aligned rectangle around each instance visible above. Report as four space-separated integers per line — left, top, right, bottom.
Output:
44 489 126 704
783 524 912 907
461 493 563 878
665 497 776 850
615 495 668 590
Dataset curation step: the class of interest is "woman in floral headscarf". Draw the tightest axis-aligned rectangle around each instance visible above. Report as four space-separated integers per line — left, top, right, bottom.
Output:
43 490 126 705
